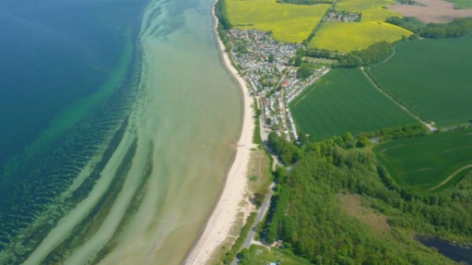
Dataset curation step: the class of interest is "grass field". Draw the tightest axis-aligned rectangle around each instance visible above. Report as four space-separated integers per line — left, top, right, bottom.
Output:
308 0 412 52
289 69 417 140
369 35 472 127
445 0 472 9
374 127 472 191
226 0 330 43
309 22 411 52
244 245 313 265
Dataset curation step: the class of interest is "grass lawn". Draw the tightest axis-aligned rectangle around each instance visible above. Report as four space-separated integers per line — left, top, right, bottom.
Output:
309 0 411 52
374 127 472 191
369 35 472 127
289 69 417 140
244 245 313 265
226 0 330 43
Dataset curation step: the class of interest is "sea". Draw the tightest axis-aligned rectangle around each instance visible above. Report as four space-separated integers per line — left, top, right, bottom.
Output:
0 0 242 264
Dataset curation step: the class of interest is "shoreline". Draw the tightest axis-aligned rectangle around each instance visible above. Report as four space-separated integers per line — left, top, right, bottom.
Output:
183 3 256 265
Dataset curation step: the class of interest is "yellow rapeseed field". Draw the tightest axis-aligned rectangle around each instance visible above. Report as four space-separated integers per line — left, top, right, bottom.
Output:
226 0 330 43
309 22 412 52
309 0 412 52
336 0 400 22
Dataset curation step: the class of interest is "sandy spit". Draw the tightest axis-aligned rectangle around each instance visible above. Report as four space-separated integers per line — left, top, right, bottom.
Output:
183 4 256 265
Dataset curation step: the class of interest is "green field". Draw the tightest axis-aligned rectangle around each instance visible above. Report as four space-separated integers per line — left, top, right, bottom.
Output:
374 127 472 191
290 69 417 140
243 245 313 265
226 0 330 43
369 35 472 127
445 0 472 8
309 0 412 52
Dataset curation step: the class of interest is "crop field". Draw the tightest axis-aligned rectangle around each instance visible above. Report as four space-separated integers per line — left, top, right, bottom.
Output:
446 0 472 9
374 127 472 191
337 0 400 22
226 0 330 43
369 35 472 127
289 69 417 140
309 0 412 52
309 21 411 52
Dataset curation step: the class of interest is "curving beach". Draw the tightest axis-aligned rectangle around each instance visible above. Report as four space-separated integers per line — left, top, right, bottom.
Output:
184 4 256 265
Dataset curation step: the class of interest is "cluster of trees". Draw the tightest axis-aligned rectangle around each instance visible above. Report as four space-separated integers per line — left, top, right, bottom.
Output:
221 213 257 264
215 0 231 31
395 0 416 5
268 132 304 165
360 123 429 142
297 41 394 68
337 41 394 67
262 132 472 264
387 16 472 39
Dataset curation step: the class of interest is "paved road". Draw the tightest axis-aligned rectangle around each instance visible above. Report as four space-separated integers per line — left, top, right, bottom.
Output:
231 183 275 265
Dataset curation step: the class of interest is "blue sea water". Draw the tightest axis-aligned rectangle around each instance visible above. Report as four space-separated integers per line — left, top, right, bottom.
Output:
0 0 148 262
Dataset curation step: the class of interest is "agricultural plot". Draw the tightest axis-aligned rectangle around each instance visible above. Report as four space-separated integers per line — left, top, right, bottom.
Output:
374 127 472 191
445 0 472 9
309 22 411 52
309 0 412 52
369 35 472 127
289 69 417 140
226 0 330 43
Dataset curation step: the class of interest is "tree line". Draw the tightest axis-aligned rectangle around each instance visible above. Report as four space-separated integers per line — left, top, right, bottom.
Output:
261 132 472 264
387 16 472 39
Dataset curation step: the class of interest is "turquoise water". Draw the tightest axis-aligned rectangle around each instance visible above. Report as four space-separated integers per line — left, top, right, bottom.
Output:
0 0 147 262
0 0 243 264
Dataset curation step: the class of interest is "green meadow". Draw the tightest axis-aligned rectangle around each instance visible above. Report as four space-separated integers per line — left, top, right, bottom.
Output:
374 127 472 191
369 35 472 127
290 69 416 140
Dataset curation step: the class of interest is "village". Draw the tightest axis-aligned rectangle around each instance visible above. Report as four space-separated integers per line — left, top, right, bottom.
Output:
227 29 330 142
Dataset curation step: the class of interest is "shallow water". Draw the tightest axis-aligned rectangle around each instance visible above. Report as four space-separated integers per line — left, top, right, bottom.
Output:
0 0 242 263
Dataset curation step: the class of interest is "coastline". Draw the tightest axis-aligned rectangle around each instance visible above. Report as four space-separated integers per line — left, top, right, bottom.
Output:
183 3 256 265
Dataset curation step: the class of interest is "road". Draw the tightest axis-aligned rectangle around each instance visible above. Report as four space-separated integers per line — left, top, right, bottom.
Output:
231 183 275 265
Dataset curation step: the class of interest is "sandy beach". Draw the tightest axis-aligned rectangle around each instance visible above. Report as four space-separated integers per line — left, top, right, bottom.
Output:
183 4 256 265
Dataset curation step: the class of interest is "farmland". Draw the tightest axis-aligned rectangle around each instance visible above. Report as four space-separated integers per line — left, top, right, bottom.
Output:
309 0 412 52
309 22 411 52
226 0 330 43
374 127 472 191
289 69 417 140
369 35 472 127
445 0 472 9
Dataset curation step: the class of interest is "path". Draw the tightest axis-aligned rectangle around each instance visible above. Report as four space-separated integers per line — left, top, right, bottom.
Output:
360 67 437 132
231 183 275 265
428 164 472 191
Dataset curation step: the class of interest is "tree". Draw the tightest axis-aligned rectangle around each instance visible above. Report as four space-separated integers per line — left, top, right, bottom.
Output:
294 56 303 66
268 53 275 63
297 64 313 79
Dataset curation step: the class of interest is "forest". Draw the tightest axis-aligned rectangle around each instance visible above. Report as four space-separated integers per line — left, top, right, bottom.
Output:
262 131 472 264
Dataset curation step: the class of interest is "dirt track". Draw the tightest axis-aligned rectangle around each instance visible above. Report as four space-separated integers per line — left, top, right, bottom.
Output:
428 164 472 191
389 0 472 23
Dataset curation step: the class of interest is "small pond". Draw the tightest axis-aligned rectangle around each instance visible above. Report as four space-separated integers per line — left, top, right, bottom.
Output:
416 236 472 264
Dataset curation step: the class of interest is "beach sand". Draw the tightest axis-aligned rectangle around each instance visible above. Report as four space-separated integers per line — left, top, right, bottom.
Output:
183 5 256 265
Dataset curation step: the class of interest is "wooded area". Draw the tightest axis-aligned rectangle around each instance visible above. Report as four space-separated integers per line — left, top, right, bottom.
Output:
262 132 472 264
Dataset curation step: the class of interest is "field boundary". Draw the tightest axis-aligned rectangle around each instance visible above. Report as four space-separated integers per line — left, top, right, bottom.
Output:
428 164 472 191
361 67 436 132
